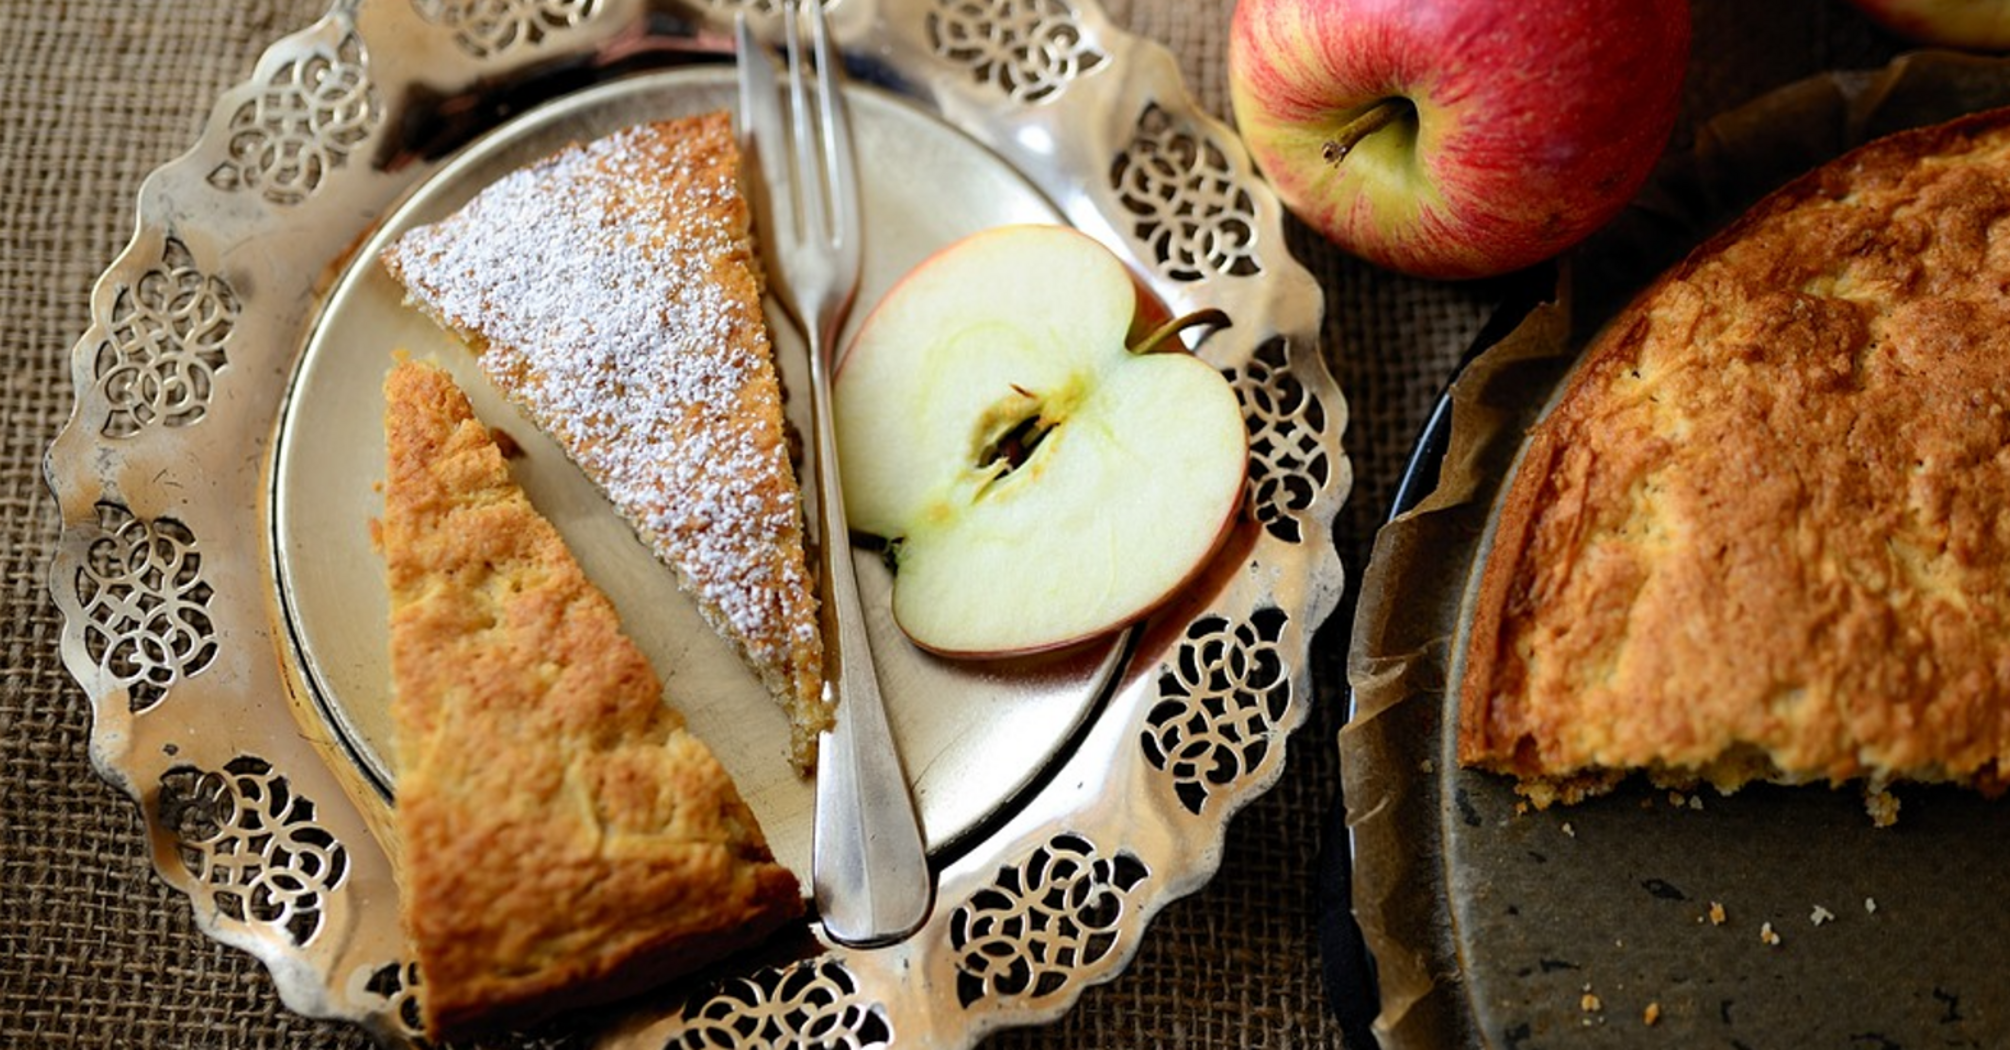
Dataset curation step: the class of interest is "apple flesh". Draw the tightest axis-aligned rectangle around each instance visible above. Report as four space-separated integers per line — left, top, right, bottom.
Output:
1228 0 1690 280
1840 0 2010 50
833 224 1248 658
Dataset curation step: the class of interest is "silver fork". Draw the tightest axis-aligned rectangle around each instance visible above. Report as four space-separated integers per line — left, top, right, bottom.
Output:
736 0 932 947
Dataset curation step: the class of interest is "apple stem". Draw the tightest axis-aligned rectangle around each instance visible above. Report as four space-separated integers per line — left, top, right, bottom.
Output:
1131 307 1231 356
1322 99 1409 166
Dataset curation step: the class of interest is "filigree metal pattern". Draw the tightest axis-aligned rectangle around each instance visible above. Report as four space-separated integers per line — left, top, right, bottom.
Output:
357 958 591 1048
357 960 428 1041
91 238 237 438
671 957 891 1049
1232 336 1331 544
1142 609 1290 816
948 833 1149 1009
1112 102 1261 283
75 502 217 714
208 32 378 205
925 0 1107 104
157 756 350 947
48 2 1347 1045
413 0 602 57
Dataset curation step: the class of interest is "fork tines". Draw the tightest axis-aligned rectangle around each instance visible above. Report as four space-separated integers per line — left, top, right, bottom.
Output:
736 0 857 292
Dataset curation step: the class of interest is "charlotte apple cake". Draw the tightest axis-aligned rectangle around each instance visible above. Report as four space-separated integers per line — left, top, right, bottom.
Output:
381 111 830 773
379 359 801 1039
1457 108 2010 816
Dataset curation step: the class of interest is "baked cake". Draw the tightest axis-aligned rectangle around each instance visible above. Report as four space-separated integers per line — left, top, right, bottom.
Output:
381 111 830 773
1457 108 2010 815
379 359 802 1039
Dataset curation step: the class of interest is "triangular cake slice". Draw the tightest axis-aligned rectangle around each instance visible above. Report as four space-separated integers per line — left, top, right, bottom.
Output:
379 358 802 1040
382 112 830 772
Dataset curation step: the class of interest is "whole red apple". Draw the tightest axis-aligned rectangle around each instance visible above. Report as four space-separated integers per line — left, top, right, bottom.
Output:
1840 0 2010 50
1229 0 1691 280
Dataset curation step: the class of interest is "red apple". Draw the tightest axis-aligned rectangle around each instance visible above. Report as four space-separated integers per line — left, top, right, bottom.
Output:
1228 0 1691 280
832 224 1248 658
1840 0 2010 50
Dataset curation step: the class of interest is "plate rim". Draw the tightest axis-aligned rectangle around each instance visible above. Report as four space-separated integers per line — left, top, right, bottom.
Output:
44 1 1351 1046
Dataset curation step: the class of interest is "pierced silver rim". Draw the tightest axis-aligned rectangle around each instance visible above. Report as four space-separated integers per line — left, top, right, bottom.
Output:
44 1 1350 1045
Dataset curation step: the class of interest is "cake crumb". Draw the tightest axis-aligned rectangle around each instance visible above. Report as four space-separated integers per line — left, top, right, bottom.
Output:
1810 904 1835 926
1865 897 1878 915
1760 922 1781 946
1419 758 1435 773
1643 1002 1662 1026
1562 821 1576 838
1667 790 1687 807
1708 901 1726 926
1581 992 1603 1013
1864 788 1900 827
1688 794 1704 811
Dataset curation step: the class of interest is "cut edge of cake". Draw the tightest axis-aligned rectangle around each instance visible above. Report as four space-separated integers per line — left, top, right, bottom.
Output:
380 111 831 774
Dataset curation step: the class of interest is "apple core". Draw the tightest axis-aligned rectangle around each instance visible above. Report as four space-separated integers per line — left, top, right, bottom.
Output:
834 224 1250 656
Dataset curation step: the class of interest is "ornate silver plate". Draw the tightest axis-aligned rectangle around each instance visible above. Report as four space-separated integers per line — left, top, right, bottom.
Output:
45 1 1347 1046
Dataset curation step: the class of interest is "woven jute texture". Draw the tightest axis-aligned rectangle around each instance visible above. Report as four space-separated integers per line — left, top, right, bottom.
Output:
2 1 1902 1047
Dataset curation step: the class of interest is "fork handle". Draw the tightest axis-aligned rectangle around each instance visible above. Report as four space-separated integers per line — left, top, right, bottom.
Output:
806 326 934 947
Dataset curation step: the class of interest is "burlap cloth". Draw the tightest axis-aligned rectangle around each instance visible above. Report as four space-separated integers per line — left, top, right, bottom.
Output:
0 1 1905 1046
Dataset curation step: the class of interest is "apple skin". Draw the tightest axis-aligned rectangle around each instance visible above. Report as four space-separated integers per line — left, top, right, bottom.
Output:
1840 0 2010 49
1228 0 1691 280
833 224 1249 658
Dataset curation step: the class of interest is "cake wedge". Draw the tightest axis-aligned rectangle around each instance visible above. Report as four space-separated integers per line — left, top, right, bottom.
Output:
381 112 830 772
378 358 801 1040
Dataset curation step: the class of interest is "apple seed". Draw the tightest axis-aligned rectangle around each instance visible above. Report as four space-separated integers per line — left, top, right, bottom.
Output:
978 411 1056 475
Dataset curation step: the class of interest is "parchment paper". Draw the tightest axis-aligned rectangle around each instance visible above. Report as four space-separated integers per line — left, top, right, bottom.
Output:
1342 50 2010 1050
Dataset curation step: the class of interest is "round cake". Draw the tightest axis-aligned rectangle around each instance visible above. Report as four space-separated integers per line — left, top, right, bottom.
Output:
1457 107 2010 817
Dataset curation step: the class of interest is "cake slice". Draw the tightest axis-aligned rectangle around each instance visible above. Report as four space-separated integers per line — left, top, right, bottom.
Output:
381 111 829 772
1457 109 2010 819
379 358 802 1040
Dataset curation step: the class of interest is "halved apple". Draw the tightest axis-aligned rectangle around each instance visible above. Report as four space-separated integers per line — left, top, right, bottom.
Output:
833 223 1249 657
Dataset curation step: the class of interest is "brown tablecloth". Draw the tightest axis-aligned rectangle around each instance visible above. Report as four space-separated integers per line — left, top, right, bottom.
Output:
0 1 1904 1046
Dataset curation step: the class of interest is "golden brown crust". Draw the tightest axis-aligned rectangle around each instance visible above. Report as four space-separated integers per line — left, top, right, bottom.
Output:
381 359 802 1041
1459 107 2010 801
382 111 830 773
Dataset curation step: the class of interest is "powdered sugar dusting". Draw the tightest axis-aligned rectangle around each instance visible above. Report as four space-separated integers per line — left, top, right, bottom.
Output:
382 115 822 709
